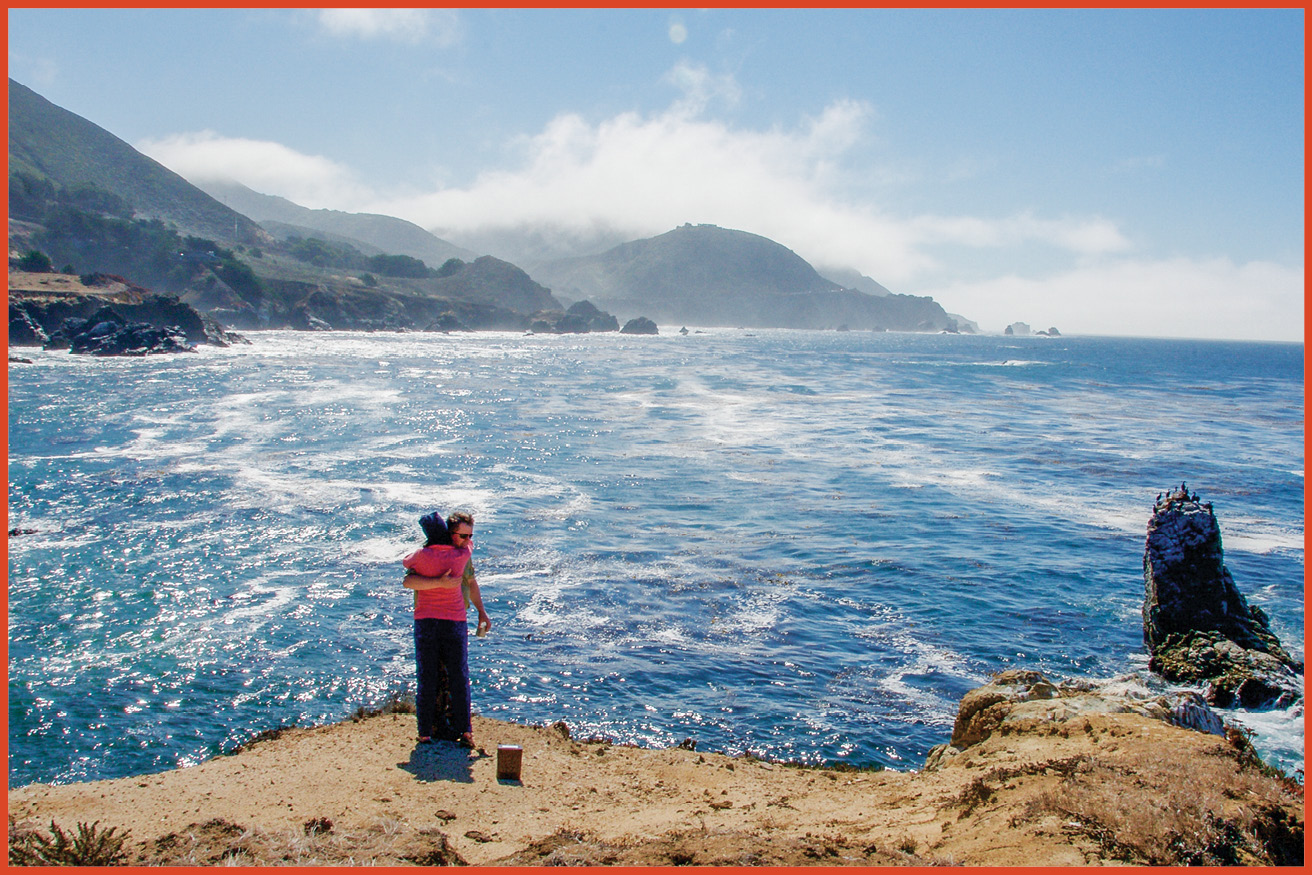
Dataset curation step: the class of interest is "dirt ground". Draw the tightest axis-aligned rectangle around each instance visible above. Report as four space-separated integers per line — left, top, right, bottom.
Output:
7 705 1303 866
8 268 143 302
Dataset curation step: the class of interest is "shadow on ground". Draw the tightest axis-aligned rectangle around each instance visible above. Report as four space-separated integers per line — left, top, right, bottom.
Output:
398 742 484 783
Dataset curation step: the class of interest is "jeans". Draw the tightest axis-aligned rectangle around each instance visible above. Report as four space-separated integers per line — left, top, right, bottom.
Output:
414 618 471 740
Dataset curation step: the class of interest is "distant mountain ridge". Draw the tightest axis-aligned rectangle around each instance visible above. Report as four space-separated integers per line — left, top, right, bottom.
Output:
7 79 264 244
8 79 966 336
532 223 960 332
7 79 566 334
195 179 477 269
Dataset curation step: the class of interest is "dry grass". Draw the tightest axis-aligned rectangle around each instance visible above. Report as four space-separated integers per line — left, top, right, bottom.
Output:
8 815 465 867
129 817 465 867
490 826 955 867
1019 744 1303 865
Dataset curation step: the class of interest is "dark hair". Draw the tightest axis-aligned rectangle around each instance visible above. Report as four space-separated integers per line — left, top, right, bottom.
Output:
419 511 450 547
447 511 474 532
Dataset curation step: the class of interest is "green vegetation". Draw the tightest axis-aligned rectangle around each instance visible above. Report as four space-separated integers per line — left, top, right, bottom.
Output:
282 235 436 278
16 250 52 272
9 171 266 304
8 818 131 866
367 252 431 278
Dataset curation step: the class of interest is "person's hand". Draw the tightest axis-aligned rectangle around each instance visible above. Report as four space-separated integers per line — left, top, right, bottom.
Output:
477 611 491 634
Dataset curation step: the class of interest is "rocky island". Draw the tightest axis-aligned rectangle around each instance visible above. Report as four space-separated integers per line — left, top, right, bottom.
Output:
1143 484 1303 708
6 489 1303 866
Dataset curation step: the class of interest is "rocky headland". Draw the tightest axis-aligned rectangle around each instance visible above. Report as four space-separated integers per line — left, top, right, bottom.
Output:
9 271 239 356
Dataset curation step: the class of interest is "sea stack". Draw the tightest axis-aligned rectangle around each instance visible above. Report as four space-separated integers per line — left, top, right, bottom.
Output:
1142 485 1303 708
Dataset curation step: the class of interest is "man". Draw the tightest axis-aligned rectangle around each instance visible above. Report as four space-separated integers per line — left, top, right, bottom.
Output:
403 512 491 748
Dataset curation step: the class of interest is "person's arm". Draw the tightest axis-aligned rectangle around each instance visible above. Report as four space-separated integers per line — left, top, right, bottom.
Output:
403 571 462 590
464 570 491 631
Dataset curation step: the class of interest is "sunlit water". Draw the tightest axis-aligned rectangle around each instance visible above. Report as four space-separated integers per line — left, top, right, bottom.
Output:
7 329 1304 787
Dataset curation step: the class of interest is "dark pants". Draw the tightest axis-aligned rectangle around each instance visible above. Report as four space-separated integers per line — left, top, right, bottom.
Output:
414 618 471 740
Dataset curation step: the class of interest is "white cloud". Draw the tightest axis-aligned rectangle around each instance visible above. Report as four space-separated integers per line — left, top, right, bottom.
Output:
908 213 1131 255
662 60 741 116
925 257 1304 341
369 72 1135 287
137 131 374 209
669 19 688 45
139 62 1300 342
315 8 461 46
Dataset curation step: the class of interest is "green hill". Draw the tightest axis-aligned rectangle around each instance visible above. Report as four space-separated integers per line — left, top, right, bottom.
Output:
533 224 960 331
195 178 476 267
8 78 263 244
7 79 564 332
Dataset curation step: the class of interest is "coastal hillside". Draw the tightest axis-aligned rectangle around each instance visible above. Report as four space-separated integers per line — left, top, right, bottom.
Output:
9 79 961 335
196 178 477 268
7 79 263 245
530 223 961 331
7 80 569 333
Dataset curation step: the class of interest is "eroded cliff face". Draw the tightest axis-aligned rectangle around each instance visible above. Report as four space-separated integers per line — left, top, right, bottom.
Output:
1142 485 1302 708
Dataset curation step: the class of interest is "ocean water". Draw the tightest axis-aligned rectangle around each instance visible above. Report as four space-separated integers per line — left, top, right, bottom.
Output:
7 329 1304 788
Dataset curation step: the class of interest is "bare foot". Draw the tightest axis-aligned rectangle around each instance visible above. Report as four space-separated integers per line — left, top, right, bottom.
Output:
458 732 475 749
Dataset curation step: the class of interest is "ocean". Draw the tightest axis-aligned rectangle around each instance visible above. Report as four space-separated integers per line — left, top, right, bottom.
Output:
7 329 1304 788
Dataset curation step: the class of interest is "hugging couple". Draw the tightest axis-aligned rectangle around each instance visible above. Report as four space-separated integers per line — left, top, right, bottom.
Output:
402 510 491 748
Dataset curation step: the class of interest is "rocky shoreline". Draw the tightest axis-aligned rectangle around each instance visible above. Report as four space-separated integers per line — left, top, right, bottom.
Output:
9 274 240 356
8 268 662 355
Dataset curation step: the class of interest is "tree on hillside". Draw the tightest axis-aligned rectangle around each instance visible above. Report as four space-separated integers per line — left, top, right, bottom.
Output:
367 253 432 278
17 250 53 272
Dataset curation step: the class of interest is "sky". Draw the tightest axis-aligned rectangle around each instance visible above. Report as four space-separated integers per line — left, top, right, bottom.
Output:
7 7 1305 341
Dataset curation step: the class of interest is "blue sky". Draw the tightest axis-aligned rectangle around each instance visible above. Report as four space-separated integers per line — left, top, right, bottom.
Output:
7 7 1305 340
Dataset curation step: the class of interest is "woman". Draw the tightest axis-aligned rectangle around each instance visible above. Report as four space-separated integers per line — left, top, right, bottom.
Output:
403 512 491 747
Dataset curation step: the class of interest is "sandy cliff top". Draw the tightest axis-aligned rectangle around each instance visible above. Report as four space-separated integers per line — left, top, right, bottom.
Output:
8 692 1302 866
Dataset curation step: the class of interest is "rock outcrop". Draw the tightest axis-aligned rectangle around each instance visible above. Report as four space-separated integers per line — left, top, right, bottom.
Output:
620 317 658 335
10 293 239 350
8 302 49 345
1143 485 1303 708
529 300 621 334
924 669 1225 770
43 306 196 356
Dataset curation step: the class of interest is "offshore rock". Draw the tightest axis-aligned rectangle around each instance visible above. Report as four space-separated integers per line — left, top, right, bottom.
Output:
1143 485 1302 708
527 300 621 334
620 316 658 335
924 669 1226 771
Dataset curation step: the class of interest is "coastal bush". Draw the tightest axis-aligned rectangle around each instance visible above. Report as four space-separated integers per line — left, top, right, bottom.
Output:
16 250 52 273
367 253 433 278
285 236 365 270
8 818 130 866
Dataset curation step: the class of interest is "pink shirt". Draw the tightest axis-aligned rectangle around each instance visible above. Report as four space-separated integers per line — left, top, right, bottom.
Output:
403 545 470 621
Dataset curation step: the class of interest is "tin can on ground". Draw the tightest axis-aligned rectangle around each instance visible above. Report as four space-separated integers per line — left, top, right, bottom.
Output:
496 744 523 780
